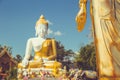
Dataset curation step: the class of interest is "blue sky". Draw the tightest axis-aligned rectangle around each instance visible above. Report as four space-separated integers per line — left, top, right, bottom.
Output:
0 0 92 57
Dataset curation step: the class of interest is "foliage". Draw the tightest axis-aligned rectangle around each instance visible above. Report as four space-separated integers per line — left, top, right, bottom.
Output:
56 41 65 62
14 54 22 63
74 42 96 70
8 67 17 80
0 45 3 52
56 41 75 69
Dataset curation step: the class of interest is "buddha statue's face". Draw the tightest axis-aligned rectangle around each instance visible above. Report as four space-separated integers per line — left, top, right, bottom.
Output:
35 24 48 37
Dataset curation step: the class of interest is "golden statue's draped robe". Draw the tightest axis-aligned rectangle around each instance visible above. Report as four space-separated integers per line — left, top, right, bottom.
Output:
91 0 120 79
34 38 56 60
76 0 120 80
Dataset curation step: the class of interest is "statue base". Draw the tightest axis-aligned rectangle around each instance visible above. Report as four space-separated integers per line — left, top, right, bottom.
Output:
17 68 64 79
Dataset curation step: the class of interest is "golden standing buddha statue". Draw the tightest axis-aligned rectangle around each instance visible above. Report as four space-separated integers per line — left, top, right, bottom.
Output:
76 0 120 79
18 15 62 77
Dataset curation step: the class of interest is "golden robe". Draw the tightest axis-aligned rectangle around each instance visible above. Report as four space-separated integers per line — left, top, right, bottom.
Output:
76 0 120 80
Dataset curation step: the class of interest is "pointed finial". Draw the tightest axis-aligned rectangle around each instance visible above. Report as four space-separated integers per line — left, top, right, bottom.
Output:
40 14 44 19
36 15 48 27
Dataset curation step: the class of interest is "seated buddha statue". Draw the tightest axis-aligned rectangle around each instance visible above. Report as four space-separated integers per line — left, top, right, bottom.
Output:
18 15 62 70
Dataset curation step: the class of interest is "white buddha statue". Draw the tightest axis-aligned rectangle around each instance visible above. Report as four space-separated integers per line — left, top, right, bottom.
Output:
18 15 62 70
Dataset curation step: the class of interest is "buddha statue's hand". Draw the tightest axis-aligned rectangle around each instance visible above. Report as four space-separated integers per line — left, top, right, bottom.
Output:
76 0 87 32
22 58 29 67
43 58 48 62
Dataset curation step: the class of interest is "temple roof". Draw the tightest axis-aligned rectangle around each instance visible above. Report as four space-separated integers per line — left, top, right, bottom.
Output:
0 48 17 66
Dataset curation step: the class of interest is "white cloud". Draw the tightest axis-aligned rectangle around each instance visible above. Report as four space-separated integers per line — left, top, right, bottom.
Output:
46 20 62 36
48 29 53 35
48 29 62 36
54 31 62 36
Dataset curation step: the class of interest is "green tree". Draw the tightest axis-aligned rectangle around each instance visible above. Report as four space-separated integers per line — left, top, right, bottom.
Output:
75 42 96 70
56 41 65 62
14 54 22 63
8 67 17 80
56 41 75 69
0 45 3 52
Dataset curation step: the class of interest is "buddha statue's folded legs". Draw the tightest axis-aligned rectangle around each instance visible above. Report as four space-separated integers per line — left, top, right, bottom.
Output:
18 60 62 69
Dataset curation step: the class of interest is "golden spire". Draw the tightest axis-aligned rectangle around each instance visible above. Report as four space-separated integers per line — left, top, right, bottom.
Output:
36 15 48 27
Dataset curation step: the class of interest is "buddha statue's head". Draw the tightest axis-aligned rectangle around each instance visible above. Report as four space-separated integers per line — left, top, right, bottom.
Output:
35 15 48 37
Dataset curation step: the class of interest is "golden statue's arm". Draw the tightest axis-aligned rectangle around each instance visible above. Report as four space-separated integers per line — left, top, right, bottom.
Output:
76 0 87 32
47 39 57 60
